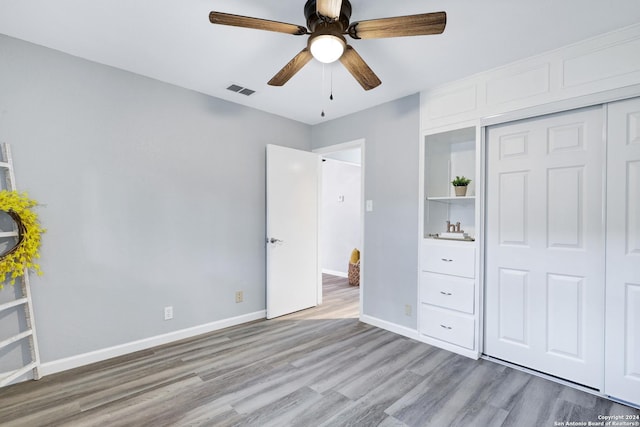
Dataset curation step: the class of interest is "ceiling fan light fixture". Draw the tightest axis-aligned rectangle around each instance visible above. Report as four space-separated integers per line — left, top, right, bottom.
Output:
310 34 346 63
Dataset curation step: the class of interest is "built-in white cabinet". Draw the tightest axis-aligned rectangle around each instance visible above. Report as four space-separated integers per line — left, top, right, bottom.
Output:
418 126 481 359
416 22 640 408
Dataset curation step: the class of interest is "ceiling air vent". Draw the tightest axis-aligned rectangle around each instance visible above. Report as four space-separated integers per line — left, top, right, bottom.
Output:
226 84 255 96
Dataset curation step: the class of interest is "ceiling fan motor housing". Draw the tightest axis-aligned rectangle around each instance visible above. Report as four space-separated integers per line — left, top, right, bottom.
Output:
304 0 352 32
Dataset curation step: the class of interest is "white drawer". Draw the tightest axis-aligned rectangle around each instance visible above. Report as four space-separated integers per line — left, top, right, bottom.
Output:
422 242 475 278
420 305 475 349
421 272 474 314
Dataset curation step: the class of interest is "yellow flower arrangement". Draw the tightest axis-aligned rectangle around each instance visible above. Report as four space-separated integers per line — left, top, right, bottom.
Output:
0 190 44 288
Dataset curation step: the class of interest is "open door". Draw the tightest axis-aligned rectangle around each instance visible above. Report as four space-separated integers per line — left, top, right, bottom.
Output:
266 144 320 319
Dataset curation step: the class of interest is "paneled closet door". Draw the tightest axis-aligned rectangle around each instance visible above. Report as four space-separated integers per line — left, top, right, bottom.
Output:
485 106 605 390
605 98 640 405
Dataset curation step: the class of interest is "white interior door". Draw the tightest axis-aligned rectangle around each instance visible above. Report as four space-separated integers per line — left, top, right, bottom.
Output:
485 107 605 389
605 97 640 405
266 144 319 319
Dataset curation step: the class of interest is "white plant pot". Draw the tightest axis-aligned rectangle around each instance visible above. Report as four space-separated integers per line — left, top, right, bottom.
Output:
454 186 468 197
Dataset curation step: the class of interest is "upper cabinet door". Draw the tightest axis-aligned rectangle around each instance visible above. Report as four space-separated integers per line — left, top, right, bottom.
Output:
605 97 640 406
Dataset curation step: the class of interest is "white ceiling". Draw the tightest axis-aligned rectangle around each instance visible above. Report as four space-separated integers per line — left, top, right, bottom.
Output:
1 1 640 125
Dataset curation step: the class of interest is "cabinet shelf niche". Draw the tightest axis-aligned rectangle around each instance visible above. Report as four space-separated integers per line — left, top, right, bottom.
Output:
423 127 476 239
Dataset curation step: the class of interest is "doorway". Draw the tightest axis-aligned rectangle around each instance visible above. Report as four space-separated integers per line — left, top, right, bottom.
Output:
314 139 365 317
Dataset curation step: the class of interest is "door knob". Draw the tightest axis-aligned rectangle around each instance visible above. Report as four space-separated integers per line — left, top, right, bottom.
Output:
268 237 283 244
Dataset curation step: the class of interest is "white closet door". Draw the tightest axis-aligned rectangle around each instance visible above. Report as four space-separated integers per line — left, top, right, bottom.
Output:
485 107 605 390
605 98 640 405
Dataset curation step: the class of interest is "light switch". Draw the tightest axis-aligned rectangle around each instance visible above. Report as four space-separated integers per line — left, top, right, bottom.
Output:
338 195 345 202
366 200 373 212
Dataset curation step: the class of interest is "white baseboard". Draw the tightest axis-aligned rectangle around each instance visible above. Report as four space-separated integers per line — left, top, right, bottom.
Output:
360 315 420 341
322 269 348 278
40 310 266 377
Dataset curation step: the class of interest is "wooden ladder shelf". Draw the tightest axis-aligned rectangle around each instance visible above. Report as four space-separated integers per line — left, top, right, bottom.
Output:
0 143 41 387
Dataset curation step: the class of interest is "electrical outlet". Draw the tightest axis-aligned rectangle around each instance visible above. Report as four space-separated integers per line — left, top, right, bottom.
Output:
235 291 243 303
164 306 173 320
405 304 412 317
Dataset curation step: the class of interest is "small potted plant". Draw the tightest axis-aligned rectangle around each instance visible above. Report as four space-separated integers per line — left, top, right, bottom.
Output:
451 175 471 197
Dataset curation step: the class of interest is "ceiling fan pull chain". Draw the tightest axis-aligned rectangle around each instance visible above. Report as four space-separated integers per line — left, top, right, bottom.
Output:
330 66 334 101
321 64 327 117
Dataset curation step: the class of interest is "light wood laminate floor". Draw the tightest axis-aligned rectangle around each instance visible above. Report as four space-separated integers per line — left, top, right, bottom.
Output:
1 274 638 426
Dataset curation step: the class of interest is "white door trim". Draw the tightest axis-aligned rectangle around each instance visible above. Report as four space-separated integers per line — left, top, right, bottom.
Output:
314 139 365 318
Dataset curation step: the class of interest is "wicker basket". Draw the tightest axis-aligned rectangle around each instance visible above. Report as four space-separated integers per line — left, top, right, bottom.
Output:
348 260 360 286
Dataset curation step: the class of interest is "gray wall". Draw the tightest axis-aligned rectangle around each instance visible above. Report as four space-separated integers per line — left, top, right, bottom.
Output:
0 35 311 363
312 96 420 329
321 159 361 275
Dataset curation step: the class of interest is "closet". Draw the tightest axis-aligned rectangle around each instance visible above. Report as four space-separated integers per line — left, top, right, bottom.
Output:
484 106 605 390
483 98 639 405
604 97 640 405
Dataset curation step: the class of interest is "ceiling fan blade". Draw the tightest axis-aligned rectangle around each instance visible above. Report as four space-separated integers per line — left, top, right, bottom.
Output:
347 12 446 39
339 45 381 91
317 0 343 19
209 12 307 36
268 48 314 86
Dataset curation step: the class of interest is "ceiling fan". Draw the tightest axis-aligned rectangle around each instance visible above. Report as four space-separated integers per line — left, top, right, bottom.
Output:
209 0 446 91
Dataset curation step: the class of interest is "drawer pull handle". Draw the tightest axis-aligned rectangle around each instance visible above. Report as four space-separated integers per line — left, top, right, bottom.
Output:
441 258 453 262
440 291 452 296
440 324 453 330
